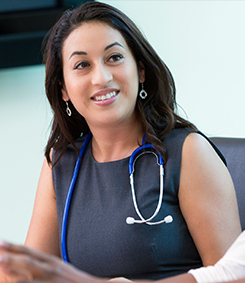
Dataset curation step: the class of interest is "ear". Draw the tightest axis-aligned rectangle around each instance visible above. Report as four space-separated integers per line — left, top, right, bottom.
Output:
138 61 145 84
60 82 69 102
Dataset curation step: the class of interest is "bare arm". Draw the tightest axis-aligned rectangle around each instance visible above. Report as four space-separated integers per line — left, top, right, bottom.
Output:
24 158 60 256
179 133 241 266
0 158 60 282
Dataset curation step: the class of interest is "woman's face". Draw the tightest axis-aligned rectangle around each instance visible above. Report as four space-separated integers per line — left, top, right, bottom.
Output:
61 21 145 129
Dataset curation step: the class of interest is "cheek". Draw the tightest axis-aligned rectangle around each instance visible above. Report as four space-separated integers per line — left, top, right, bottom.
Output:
65 75 81 92
119 63 139 95
64 75 89 102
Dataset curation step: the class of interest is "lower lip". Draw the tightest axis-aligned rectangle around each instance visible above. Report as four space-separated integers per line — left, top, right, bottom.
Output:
92 92 119 106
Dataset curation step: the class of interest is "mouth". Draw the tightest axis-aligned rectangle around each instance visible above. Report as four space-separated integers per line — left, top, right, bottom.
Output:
92 90 118 102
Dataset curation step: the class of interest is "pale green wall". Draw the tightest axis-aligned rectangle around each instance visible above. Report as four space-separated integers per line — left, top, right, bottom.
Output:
0 65 52 243
1 1 245 244
101 0 245 137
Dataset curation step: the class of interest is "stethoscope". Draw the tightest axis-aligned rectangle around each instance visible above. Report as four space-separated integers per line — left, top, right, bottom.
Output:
61 131 173 262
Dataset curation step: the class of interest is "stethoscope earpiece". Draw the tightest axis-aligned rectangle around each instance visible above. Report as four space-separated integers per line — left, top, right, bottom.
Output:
126 217 135 225
126 215 173 225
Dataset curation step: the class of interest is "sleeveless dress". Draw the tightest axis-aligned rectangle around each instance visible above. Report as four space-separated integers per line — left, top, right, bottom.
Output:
52 127 225 280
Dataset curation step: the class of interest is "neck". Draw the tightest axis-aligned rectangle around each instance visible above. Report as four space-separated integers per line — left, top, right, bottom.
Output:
89 121 143 163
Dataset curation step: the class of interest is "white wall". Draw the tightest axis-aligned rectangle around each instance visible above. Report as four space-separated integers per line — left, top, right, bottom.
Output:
0 1 245 244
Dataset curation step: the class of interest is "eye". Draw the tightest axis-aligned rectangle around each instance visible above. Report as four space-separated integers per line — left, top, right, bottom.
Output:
74 61 90 69
108 54 123 62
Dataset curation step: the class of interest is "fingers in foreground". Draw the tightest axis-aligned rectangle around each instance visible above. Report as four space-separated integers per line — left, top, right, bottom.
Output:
0 240 57 264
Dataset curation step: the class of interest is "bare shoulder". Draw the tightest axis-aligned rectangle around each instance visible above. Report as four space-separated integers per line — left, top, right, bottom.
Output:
179 132 233 206
182 132 224 165
180 132 237 211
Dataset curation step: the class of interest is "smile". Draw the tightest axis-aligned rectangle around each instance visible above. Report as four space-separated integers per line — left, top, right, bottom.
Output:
93 91 118 101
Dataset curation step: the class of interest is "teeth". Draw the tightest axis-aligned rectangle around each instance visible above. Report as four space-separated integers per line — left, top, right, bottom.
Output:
94 91 117 101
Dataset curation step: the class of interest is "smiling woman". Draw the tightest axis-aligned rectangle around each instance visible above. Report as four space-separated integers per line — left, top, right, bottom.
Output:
0 1 243 283
60 22 144 136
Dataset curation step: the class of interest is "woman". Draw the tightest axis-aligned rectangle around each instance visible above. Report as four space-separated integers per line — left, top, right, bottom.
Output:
0 1 242 282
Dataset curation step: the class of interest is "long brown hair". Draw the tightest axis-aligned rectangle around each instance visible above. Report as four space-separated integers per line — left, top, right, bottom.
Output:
43 1 196 166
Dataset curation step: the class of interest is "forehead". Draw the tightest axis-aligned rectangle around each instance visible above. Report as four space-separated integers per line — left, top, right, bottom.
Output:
62 21 128 55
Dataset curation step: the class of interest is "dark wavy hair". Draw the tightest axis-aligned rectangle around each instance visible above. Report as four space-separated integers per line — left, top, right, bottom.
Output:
43 1 196 166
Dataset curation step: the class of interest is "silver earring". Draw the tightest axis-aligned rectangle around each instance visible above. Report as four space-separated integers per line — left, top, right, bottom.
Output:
66 101 72 116
139 83 147 99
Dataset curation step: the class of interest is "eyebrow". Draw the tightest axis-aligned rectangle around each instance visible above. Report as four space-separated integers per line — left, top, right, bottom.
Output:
69 42 124 59
104 42 124 51
69 51 87 59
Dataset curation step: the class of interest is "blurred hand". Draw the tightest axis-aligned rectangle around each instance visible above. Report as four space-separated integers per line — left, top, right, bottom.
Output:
0 240 102 283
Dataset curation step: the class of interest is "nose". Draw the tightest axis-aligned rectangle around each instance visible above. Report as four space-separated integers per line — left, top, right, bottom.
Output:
91 62 113 86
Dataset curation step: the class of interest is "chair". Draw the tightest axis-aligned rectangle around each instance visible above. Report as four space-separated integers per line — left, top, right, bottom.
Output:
210 137 245 231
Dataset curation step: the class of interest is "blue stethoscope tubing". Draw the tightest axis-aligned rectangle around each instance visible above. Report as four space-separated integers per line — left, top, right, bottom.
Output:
61 131 172 263
61 131 92 262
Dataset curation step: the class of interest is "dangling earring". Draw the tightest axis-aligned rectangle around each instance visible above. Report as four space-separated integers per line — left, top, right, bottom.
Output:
66 101 72 116
139 83 147 99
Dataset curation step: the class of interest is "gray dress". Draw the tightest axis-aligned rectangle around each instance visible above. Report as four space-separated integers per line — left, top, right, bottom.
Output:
52 127 225 280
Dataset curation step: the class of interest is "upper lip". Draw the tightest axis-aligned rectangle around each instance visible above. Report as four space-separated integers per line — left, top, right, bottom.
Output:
91 88 119 99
